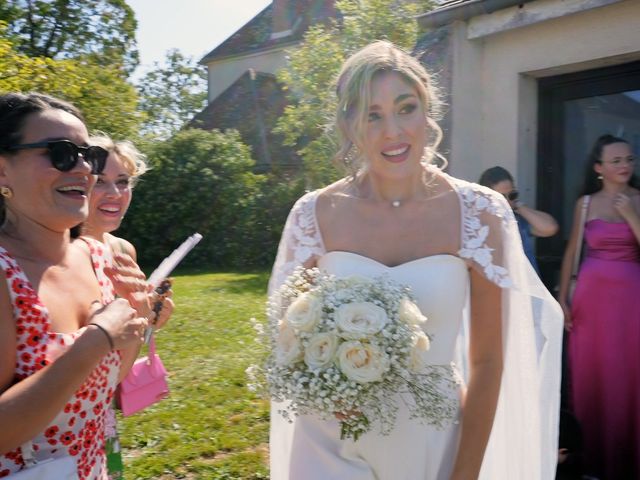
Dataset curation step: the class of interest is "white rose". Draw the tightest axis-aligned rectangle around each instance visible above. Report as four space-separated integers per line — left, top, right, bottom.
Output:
409 329 431 372
275 322 303 366
304 332 339 370
335 302 389 338
285 292 322 332
398 297 427 325
337 341 389 383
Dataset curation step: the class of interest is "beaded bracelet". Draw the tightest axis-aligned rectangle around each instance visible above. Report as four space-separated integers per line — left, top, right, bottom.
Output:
89 323 114 351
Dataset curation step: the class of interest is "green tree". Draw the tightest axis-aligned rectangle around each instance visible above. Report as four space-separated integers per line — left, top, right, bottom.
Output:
275 0 437 188
0 0 138 73
0 21 141 138
136 49 207 140
118 129 271 268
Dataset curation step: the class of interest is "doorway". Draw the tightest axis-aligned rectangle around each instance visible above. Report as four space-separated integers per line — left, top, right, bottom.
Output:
537 61 640 289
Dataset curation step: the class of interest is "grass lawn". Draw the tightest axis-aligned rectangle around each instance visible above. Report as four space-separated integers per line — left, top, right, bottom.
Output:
119 271 271 480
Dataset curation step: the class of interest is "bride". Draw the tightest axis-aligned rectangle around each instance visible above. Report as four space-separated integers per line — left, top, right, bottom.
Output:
268 41 563 479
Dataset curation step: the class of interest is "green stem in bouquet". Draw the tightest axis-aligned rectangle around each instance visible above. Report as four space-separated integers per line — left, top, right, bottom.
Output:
340 414 369 441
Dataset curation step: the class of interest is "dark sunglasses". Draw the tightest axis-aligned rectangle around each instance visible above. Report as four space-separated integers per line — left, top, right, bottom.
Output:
504 190 519 201
5 140 108 174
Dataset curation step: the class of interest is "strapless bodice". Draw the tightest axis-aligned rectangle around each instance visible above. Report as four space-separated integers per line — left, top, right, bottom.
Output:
318 252 469 365
585 219 640 262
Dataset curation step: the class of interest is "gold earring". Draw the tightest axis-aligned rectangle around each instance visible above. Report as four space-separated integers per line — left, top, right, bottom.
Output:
344 145 360 167
0 186 13 199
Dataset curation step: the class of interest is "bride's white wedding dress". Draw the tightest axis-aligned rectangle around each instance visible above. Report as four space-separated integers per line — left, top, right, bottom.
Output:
269 173 563 480
289 253 467 480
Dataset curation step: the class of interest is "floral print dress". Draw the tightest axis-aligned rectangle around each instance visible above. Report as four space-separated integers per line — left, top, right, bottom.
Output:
0 240 120 479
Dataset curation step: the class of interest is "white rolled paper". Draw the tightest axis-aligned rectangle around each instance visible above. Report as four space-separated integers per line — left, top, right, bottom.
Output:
144 232 203 343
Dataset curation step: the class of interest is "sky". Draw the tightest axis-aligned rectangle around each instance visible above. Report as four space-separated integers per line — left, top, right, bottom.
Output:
127 0 271 78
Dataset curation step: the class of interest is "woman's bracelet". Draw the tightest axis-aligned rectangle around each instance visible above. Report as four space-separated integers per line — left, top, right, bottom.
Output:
88 323 114 351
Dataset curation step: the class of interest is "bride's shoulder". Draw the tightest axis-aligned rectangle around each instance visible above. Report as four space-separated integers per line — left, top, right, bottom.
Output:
317 178 352 197
439 172 496 198
436 172 513 227
288 178 352 220
315 178 354 209
441 172 508 207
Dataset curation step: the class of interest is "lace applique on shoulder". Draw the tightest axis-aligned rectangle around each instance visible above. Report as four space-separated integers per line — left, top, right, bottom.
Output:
269 190 326 294
453 179 515 288
285 190 325 266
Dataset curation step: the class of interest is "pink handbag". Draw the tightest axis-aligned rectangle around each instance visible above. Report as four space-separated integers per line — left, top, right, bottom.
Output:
118 337 169 416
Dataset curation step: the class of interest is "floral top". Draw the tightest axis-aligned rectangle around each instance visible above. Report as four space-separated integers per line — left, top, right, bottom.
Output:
0 240 120 479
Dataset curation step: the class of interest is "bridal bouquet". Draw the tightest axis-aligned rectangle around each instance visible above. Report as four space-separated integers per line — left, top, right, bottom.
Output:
247 267 459 440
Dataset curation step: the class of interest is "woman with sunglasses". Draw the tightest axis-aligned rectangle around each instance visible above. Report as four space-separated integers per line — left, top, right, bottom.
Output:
0 92 151 479
558 134 640 479
479 166 558 274
80 134 174 479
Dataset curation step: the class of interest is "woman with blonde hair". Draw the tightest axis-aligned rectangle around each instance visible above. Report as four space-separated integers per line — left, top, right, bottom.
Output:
82 134 148 256
268 41 563 479
81 133 173 479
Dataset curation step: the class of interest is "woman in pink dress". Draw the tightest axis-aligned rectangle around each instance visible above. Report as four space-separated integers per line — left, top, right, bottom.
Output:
558 134 640 479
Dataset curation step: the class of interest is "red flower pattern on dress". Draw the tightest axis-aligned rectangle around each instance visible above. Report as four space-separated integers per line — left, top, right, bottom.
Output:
0 240 120 479
60 431 76 446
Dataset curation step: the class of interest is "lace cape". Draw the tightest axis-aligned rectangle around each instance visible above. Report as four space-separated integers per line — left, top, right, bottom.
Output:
268 173 563 479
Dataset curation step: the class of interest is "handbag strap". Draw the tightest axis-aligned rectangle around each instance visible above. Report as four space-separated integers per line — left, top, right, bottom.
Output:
139 336 158 368
148 335 157 358
571 195 590 277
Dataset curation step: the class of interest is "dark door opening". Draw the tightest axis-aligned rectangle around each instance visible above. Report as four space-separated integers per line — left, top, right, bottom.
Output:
537 61 640 290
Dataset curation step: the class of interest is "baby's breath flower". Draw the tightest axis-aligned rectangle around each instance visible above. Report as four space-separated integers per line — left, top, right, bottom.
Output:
248 267 458 440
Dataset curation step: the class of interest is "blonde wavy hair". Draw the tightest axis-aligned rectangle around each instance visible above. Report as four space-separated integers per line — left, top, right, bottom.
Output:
89 133 148 185
333 41 445 172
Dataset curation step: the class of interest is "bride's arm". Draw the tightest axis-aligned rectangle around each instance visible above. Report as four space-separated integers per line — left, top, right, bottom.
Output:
449 268 503 480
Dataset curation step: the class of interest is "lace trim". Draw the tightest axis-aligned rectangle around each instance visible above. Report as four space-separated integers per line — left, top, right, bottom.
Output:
279 180 514 290
280 190 325 278
455 181 514 288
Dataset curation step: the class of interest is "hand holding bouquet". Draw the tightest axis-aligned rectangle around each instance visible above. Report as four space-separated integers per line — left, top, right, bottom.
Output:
247 268 458 440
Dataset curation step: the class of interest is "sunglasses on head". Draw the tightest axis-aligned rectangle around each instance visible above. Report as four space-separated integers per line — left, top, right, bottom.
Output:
505 190 519 201
5 140 108 174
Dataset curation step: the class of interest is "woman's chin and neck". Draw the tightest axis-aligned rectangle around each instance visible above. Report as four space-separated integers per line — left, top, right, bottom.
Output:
0 211 75 263
80 223 111 244
357 160 431 204
600 178 634 196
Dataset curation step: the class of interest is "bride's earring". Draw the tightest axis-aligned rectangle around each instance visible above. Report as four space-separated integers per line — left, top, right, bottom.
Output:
344 144 360 169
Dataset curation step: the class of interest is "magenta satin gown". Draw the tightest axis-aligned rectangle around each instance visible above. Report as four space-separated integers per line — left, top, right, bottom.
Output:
569 219 640 480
